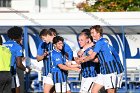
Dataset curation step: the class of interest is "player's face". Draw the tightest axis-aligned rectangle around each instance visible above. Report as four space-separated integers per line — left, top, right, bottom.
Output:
78 35 88 47
90 29 99 40
41 35 52 43
55 41 63 50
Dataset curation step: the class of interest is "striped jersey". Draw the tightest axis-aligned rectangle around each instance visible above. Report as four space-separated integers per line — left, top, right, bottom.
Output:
37 42 53 76
51 49 67 83
93 38 124 74
3 40 23 75
81 47 97 78
110 45 124 74
37 41 73 76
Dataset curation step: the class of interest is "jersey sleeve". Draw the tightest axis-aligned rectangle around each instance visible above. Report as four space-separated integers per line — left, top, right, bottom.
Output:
37 42 44 56
93 40 102 53
16 45 23 57
63 42 73 61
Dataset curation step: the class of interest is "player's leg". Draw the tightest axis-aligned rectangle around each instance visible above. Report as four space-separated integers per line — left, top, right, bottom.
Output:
55 82 71 93
80 77 95 93
91 74 104 93
43 74 54 93
92 83 104 93
103 73 117 93
44 84 53 93
11 74 20 93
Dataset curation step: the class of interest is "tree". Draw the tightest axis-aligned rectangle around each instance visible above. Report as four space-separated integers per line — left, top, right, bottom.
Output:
76 0 140 12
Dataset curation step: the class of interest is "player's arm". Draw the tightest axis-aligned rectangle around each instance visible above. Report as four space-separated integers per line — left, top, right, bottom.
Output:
75 51 97 64
88 49 99 63
36 42 48 62
16 56 26 71
63 42 73 61
36 51 48 62
65 61 80 68
82 52 97 63
81 41 102 63
16 46 30 73
58 64 80 72
78 42 94 57
92 57 99 63
16 56 30 73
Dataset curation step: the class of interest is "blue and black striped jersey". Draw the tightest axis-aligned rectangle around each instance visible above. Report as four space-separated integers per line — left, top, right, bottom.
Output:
51 49 67 83
37 41 73 76
94 38 124 74
81 47 97 78
37 42 53 76
110 45 124 74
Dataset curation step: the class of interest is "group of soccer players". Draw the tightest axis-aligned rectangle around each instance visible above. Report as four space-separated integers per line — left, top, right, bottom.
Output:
37 25 124 93
1 25 124 93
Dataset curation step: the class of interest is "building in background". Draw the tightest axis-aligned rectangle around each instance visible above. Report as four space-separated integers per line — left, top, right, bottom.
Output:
0 0 88 13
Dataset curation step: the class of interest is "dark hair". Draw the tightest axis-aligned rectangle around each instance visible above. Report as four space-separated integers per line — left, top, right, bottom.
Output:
49 28 58 36
7 26 23 39
81 29 90 37
0 35 2 45
53 36 64 44
39 29 53 37
90 25 103 36
79 32 89 39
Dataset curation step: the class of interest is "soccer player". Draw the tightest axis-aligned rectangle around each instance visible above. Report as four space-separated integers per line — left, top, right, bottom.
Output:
3 26 30 93
51 36 80 93
76 32 98 93
36 28 73 93
76 25 124 93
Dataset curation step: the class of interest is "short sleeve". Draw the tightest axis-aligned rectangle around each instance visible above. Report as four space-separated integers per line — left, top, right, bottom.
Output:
37 42 44 56
93 40 102 53
16 45 23 57
63 42 73 60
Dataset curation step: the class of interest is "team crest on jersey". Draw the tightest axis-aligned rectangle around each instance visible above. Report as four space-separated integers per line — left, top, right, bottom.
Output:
56 58 60 61
20 50 22 53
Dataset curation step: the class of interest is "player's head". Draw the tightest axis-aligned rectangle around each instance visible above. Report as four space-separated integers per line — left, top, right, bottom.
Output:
49 28 58 36
81 29 93 43
53 36 64 50
0 35 2 45
39 29 54 43
7 26 23 43
90 25 103 41
81 29 90 37
78 32 89 48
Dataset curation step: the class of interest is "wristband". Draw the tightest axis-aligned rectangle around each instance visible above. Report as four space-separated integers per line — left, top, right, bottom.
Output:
25 68 29 73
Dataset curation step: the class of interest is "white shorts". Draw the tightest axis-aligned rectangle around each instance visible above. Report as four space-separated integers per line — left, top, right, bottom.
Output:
55 82 70 92
43 73 54 87
80 77 96 93
117 73 123 88
95 73 118 89
11 73 20 88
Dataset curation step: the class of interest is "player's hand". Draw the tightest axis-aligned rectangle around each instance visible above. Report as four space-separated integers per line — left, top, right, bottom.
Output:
88 49 93 55
65 61 72 67
43 51 49 57
25 67 31 74
77 50 84 57
73 67 81 72
74 57 81 64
